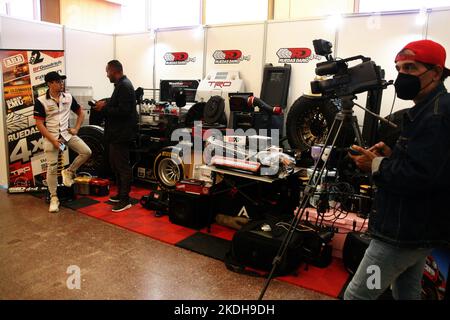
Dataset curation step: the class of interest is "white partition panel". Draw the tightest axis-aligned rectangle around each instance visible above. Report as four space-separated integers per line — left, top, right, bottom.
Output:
337 13 424 123
65 29 114 99
155 28 204 88
115 33 155 91
426 9 450 87
265 19 336 110
205 24 265 95
0 16 63 50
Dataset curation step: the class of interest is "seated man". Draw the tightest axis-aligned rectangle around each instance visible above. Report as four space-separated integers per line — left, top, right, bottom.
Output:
34 71 92 213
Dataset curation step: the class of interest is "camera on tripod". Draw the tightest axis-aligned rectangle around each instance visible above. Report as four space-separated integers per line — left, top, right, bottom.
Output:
310 39 387 96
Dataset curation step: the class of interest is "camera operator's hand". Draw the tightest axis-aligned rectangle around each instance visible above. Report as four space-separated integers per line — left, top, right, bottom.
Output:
93 100 107 111
372 141 392 157
348 145 378 172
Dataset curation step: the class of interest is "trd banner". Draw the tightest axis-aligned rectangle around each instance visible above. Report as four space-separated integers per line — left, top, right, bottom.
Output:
0 49 67 193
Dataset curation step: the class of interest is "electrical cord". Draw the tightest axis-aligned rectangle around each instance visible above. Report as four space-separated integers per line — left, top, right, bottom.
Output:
387 92 397 124
275 221 316 233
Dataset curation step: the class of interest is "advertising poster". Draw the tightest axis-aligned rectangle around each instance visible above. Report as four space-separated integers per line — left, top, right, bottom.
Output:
425 249 450 300
0 49 67 192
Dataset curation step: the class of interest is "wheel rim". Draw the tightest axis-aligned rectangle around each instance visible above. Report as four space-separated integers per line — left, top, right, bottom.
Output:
296 107 329 148
158 158 181 187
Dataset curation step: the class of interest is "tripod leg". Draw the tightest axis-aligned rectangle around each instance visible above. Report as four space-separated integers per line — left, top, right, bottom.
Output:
258 114 347 300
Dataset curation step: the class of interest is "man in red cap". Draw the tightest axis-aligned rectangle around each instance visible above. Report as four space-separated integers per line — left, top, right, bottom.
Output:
344 39 450 300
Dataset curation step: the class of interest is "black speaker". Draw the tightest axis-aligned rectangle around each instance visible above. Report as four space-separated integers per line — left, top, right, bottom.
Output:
343 231 372 274
168 191 211 229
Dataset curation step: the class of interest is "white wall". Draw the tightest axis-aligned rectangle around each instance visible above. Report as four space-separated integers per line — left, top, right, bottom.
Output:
275 0 354 20
0 15 63 50
265 19 336 110
427 10 450 76
205 23 266 95
65 28 114 99
154 28 204 89
115 33 155 91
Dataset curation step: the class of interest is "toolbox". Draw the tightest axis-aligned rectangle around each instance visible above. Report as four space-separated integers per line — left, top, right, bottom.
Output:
89 178 110 196
175 179 211 196
73 173 92 195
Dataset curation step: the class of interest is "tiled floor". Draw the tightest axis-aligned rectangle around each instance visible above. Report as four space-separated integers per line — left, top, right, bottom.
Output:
0 190 332 300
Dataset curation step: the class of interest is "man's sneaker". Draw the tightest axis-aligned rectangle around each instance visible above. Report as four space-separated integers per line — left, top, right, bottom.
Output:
49 197 60 213
109 194 121 203
112 200 132 212
61 169 74 187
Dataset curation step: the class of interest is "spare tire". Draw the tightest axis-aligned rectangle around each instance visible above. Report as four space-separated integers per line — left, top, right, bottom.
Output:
184 102 205 127
204 95 225 124
69 125 108 177
286 95 338 151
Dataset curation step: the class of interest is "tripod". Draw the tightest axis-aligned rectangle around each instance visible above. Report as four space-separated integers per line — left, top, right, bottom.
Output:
258 94 365 300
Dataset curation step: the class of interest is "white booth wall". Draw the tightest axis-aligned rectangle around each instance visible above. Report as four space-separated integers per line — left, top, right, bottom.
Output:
204 23 266 95
115 33 155 94
112 8 447 127
154 28 205 93
65 28 115 99
265 18 336 110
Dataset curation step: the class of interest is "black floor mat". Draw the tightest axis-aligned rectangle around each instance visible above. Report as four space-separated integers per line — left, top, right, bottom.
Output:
175 232 231 261
61 197 100 210
104 197 139 205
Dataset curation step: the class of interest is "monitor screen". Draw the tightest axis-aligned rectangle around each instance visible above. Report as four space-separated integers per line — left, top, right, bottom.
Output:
160 80 199 102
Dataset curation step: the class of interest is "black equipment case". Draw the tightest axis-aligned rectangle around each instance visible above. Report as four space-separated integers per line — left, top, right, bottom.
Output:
343 231 372 274
228 219 303 276
227 217 334 276
168 190 212 229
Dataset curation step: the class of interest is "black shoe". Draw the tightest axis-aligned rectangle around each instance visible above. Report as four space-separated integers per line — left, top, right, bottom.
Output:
109 194 120 203
154 211 166 218
112 200 132 212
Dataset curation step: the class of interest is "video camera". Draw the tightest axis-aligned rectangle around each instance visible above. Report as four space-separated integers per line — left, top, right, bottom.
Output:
310 39 387 96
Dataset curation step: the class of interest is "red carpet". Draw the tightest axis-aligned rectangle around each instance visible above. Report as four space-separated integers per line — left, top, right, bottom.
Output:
76 185 350 298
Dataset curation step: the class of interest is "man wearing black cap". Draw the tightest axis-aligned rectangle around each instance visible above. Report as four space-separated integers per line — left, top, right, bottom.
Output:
344 39 450 300
34 71 92 213
93 60 137 212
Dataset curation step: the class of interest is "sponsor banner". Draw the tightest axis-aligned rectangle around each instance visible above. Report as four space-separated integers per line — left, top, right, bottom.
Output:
276 47 322 63
163 52 196 65
212 50 251 64
0 49 65 191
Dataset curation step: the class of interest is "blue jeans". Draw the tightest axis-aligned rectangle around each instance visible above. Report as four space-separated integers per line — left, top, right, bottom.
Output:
344 239 431 300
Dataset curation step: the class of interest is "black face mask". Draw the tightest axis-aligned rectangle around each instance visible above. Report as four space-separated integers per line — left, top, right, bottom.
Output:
394 70 432 100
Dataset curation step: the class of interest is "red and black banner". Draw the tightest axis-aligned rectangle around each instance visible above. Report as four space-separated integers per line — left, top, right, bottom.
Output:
163 52 196 65
276 47 321 63
213 50 251 64
1 49 66 192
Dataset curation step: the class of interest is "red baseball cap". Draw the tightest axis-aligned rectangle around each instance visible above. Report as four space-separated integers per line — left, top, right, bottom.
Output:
395 39 450 76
